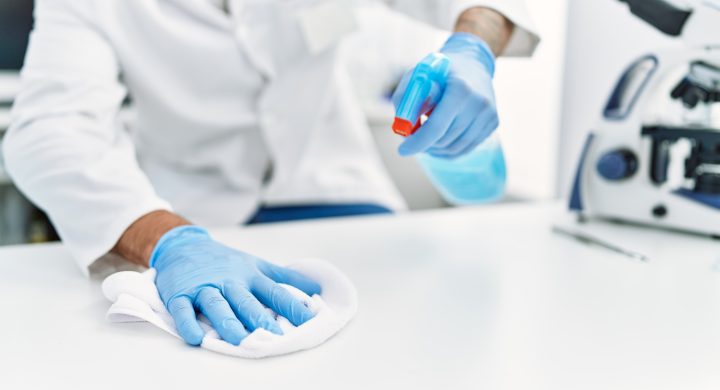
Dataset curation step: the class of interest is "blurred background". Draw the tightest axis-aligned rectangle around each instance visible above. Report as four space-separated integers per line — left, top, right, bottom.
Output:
0 0 686 245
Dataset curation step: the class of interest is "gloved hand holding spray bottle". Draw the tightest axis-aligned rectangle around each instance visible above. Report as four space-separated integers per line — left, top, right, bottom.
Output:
392 33 506 204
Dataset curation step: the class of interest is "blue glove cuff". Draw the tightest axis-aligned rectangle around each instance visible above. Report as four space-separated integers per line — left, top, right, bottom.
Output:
441 32 496 77
149 225 210 268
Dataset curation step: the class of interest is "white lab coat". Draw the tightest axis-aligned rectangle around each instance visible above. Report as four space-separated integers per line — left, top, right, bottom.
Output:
3 0 538 273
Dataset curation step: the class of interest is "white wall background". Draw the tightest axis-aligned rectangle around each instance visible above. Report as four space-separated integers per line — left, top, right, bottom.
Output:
494 0 568 200
557 0 684 197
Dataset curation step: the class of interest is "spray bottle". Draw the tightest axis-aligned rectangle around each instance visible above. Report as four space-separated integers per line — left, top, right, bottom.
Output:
393 53 507 205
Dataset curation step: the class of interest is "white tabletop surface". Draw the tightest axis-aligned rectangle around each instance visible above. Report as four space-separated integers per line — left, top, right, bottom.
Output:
1 201 720 389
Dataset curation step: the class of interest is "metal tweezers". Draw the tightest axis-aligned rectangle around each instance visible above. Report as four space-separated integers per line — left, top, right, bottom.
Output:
552 225 650 262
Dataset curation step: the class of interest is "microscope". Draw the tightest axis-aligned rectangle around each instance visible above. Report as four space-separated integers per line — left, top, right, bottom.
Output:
569 0 720 237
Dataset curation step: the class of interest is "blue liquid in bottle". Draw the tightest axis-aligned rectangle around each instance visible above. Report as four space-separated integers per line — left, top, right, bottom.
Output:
418 134 507 205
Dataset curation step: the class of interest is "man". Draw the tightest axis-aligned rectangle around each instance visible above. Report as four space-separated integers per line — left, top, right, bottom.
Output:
4 0 538 346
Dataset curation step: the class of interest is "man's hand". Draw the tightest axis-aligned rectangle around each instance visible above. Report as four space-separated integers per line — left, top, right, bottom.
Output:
392 8 514 159
112 213 321 346
151 226 321 346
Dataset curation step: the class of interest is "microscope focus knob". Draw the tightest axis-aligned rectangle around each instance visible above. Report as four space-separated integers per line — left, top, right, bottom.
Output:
597 149 638 181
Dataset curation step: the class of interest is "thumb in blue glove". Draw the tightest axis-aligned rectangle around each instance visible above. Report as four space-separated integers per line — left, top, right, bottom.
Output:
151 226 322 346
392 32 499 159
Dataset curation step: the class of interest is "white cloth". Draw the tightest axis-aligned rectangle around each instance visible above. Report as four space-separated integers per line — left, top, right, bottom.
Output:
4 0 539 275
102 259 358 358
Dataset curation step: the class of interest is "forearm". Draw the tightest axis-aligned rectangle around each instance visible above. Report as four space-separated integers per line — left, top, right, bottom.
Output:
112 210 191 267
454 7 515 56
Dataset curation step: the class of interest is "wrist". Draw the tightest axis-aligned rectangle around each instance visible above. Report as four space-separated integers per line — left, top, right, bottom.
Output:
442 33 496 77
112 210 192 267
149 225 210 268
454 7 514 57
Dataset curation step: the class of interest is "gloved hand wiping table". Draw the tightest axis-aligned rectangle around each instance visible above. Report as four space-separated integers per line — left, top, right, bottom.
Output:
150 226 321 346
104 224 357 358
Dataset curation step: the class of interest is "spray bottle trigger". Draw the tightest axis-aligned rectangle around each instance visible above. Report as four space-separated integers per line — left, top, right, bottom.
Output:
392 108 435 137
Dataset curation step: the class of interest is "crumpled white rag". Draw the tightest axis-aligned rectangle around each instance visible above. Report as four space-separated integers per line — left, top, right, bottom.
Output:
102 259 358 358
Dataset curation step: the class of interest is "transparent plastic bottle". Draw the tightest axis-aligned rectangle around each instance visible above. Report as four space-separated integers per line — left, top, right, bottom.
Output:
418 133 507 205
393 52 507 205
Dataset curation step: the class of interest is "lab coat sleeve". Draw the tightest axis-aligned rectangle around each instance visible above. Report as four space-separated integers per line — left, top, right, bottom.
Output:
385 0 540 57
2 0 172 275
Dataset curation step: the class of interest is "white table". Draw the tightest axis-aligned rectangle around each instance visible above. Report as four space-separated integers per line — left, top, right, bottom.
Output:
2 202 720 389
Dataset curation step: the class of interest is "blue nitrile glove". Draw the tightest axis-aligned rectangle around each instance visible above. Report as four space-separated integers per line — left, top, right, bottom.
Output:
392 33 498 159
151 226 321 346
